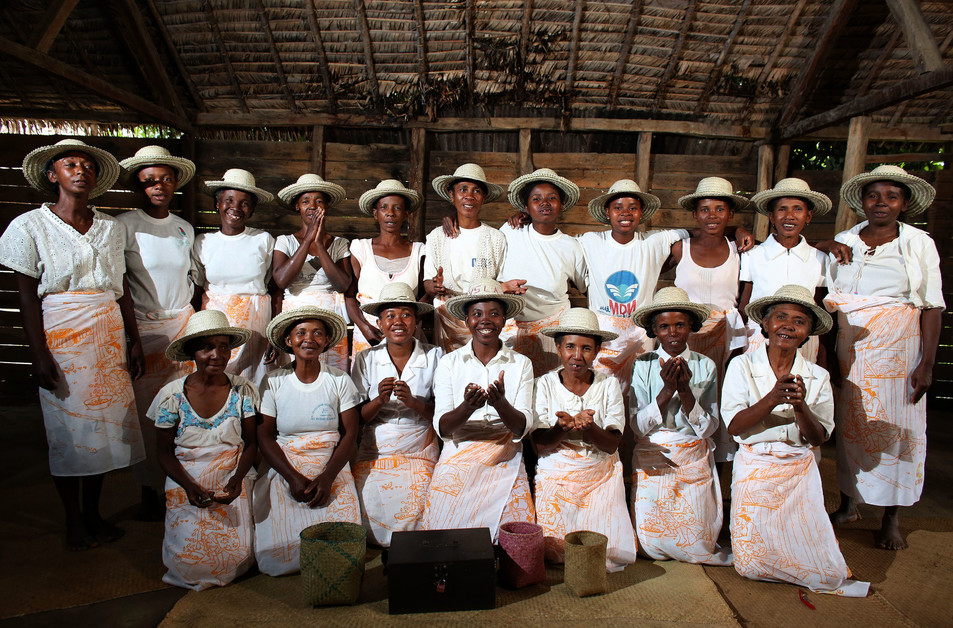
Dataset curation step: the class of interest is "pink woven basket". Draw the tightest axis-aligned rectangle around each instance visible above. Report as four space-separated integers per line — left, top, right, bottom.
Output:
497 521 546 588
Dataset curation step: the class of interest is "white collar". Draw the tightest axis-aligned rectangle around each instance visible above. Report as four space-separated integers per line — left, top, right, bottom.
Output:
749 344 816 381
459 339 514 365
657 346 692 362
762 234 813 262
373 338 428 370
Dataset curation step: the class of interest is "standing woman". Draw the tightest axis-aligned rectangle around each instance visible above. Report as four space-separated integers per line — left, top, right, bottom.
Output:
192 169 275 386
118 145 198 519
0 139 144 550
272 174 352 371
346 180 425 359
826 166 943 550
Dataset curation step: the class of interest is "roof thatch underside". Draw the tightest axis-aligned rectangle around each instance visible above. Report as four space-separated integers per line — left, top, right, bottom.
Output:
0 0 951 137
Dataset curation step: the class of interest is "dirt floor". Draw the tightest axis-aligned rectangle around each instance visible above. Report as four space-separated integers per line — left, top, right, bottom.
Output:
0 400 950 627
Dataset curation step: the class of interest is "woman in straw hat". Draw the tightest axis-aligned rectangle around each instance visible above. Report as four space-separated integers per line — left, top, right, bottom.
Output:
148 309 257 590
0 139 144 550
421 279 536 541
350 283 443 547
825 165 944 550
272 173 352 371
345 179 426 360
117 144 199 520
192 168 276 386
254 307 362 576
629 287 732 566
424 163 508 353
496 168 588 377
532 308 636 572
722 285 868 596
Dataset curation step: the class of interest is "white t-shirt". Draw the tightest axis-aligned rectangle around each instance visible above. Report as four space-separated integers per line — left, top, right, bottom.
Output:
275 234 349 298
192 227 274 295
534 369 625 457
351 339 444 425
423 223 508 294
580 229 686 319
0 204 126 299
259 365 360 435
740 235 827 301
117 209 195 313
497 223 588 321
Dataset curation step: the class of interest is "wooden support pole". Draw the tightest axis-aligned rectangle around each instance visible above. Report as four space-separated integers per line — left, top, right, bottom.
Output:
753 145 775 242
835 116 871 234
774 144 791 182
354 0 381 112
518 0 533 97
465 0 475 111
636 131 652 192
144 0 206 112
408 127 427 241
519 128 534 175
411 0 430 113
255 0 299 114
652 0 697 114
180 135 197 226
306 0 337 112
607 0 642 110
310 125 325 178
28 0 79 53
203 1 249 114
885 0 944 73
565 0 585 93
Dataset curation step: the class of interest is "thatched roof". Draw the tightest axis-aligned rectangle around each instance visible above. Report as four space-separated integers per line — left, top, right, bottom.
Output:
0 0 951 139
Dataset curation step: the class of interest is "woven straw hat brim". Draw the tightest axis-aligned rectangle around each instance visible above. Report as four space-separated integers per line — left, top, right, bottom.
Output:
587 188 662 224
358 184 421 215
751 188 833 216
432 171 504 204
745 294 833 336
266 307 347 354
677 190 750 212
166 327 250 362
359 297 434 316
204 180 274 205
445 293 524 321
22 140 121 199
507 170 581 212
840 169 936 218
119 151 196 190
540 325 619 342
278 179 346 209
630 301 712 330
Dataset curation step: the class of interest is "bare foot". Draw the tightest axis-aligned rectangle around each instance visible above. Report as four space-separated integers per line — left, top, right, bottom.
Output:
66 520 99 551
876 510 906 550
830 493 860 526
85 515 125 543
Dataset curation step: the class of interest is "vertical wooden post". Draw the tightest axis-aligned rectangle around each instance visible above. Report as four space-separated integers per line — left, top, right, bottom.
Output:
310 125 325 178
408 127 427 241
774 144 791 182
180 134 197 226
835 115 871 234
753 144 775 241
519 128 534 174
636 131 652 191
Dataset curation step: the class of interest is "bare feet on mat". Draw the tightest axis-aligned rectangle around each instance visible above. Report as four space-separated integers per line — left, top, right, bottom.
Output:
876 509 907 550
66 520 99 551
85 515 125 544
830 492 860 526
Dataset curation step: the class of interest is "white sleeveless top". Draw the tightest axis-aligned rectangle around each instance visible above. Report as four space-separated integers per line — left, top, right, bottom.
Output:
674 238 740 312
349 238 424 299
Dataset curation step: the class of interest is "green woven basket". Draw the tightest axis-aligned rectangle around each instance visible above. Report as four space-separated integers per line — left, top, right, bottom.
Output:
300 522 367 606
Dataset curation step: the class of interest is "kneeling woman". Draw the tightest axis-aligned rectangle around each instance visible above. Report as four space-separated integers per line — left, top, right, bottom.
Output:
533 308 636 572
149 310 258 591
422 280 536 541
351 283 443 547
630 287 731 566
254 306 362 576
722 285 868 596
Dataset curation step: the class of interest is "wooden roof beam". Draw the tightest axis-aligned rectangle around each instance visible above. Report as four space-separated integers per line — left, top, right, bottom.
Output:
411 0 430 115
305 0 337 113
202 0 248 114
27 0 79 54
739 0 807 120
694 0 751 116
607 0 643 111
885 0 943 73
254 0 299 114
353 0 382 112
0 35 191 130
465 0 475 110
858 28 902 96
565 0 585 94
144 0 206 113
652 0 697 115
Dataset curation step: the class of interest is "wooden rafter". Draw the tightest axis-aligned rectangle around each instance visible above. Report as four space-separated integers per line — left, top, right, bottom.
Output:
254 0 299 114
27 0 79 54
885 0 943 73
694 0 752 116
305 0 337 112
859 28 902 96
607 0 643 111
652 0 697 115
465 0 475 110
144 0 206 113
565 0 585 93
518 0 534 97
739 0 807 121
202 0 248 114
353 0 381 112
411 0 430 111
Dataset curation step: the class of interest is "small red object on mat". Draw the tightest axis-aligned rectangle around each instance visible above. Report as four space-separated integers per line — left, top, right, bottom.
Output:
799 589 816 610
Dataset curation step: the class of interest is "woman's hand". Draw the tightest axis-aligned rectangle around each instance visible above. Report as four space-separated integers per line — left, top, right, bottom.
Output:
263 346 279 365
214 475 245 505
34 349 60 391
767 373 804 407
572 409 596 430
463 382 489 408
377 377 396 401
734 227 755 253
555 410 577 431
659 356 680 393
442 215 460 238
287 472 314 503
675 359 693 394
393 380 414 405
507 212 531 230
910 362 933 404
500 279 527 294
307 471 335 508
430 267 448 298
127 340 145 381
358 319 383 345
185 482 216 508
486 372 507 406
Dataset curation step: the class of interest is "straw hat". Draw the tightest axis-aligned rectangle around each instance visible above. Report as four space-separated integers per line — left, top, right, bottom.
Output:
360 282 434 316
431 163 504 203
22 139 120 199
840 165 936 218
630 286 712 333
540 307 619 342
507 167 581 212
745 284 833 336
278 173 346 209
358 179 421 215
204 168 274 205
266 306 347 354
444 278 524 321
165 310 250 362
750 177 832 216
119 145 195 190
587 179 662 224
677 177 750 211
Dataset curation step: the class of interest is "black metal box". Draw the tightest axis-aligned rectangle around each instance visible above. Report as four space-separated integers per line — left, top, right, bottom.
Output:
387 528 496 614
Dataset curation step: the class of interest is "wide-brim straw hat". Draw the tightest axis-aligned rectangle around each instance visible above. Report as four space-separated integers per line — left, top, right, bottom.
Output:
745 284 833 336
587 179 662 224
507 167 581 212
266 306 347 354
360 282 434 316
431 163 504 203
540 307 619 342
119 145 195 190
358 179 421 215
204 168 274 205
750 177 832 216
445 278 524 321
630 286 712 330
677 176 750 211
22 139 120 199
166 310 250 362
840 165 936 218
278 173 346 209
